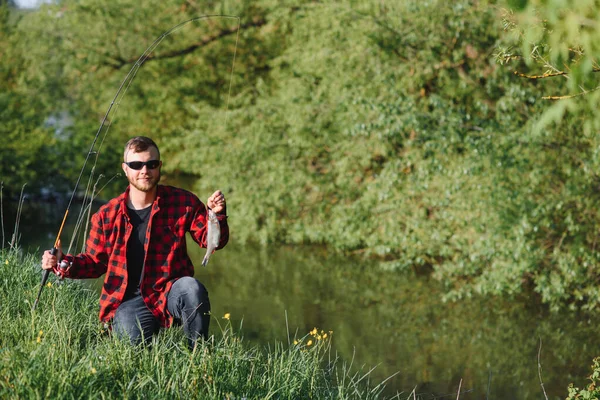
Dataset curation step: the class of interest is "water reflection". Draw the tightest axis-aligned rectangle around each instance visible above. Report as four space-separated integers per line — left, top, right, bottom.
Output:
190 241 597 400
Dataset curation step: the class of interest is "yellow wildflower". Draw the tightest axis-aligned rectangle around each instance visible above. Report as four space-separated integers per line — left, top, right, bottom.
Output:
306 340 313 346
293 340 299 345
223 313 231 320
46 282 52 288
36 330 43 343
4 260 8 265
323 333 328 339
91 367 97 374
310 327 318 336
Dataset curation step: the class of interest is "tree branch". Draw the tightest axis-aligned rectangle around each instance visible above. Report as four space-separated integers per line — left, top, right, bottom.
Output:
514 67 600 79
110 17 266 69
514 70 567 79
542 84 600 100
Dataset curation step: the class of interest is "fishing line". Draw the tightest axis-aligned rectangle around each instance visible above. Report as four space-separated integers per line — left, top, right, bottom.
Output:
80 175 119 252
68 173 120 253
222 17 241 136
33 14 241 310
68 165 99 251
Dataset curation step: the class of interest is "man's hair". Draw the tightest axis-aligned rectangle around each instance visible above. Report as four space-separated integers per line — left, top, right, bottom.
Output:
123 136 160 161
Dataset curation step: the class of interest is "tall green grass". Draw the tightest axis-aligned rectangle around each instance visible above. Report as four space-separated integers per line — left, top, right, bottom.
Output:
0 249 394 399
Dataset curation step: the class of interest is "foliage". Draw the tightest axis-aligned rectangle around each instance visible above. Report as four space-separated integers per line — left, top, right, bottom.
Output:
3 0 600 311
0 3 62 198
567 357 600 400
0 248 387 399
497 0 600 109
493 0 600 311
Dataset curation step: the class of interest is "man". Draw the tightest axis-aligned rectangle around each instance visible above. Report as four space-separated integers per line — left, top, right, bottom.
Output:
42 136 228 348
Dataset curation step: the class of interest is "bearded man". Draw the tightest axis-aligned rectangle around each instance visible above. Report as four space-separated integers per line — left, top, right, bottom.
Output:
42 136 229 348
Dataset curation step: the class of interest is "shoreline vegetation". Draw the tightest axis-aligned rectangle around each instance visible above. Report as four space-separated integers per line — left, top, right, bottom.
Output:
0 248 395 399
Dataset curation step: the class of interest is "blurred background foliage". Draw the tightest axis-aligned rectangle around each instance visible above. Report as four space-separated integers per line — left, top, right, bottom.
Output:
2 0 600 312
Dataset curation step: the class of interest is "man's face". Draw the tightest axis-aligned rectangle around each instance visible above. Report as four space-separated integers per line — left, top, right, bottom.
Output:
122 146 162 193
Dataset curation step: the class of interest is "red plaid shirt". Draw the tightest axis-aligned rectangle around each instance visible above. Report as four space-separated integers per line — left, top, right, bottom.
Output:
55 185 229 326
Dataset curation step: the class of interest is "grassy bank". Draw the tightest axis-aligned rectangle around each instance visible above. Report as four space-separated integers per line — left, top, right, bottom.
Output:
0 249 390 399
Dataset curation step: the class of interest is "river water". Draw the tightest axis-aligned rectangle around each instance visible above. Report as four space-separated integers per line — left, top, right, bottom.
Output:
12 202 600 400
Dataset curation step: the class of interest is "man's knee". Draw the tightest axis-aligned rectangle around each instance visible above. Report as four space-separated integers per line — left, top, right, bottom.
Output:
113 322 140 345
113 312 144 345
174 277 209 305
168 277 211 345
112 298 158 345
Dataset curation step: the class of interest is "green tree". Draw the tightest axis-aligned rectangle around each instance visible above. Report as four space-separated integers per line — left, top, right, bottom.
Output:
4 0 274 197
0 3 60 198
493 0 600 310
4 0 600 311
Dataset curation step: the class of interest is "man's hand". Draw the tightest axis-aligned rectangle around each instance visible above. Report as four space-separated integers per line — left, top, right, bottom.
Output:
207 190 226 214
42 239 62 271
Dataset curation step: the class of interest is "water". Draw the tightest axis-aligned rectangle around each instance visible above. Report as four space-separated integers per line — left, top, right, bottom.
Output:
14 204 599 399
194 243 597 399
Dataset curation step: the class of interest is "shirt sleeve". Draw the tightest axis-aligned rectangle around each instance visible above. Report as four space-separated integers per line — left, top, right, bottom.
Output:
56 212 109 279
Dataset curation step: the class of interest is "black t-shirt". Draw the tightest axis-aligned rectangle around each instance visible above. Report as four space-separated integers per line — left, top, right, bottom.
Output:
124 205 152 300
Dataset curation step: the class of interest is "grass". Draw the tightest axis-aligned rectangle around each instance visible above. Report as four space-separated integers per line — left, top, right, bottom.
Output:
0 248 393 399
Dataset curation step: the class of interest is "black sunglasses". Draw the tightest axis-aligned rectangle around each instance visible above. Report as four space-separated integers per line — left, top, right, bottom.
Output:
124 160 161 170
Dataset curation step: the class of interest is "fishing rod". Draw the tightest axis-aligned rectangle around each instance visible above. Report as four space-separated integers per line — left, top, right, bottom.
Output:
32 14 241 310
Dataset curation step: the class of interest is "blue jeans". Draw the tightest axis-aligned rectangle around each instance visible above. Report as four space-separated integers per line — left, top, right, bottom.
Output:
112 277 211 348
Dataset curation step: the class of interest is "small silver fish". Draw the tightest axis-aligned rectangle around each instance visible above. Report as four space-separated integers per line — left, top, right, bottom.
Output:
202 209 220 267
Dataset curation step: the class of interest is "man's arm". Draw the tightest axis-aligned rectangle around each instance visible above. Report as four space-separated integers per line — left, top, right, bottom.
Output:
43 213 109 279
190 191 229 250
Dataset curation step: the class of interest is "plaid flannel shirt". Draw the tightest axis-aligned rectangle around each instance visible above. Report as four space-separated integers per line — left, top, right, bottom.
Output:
55 185 229 327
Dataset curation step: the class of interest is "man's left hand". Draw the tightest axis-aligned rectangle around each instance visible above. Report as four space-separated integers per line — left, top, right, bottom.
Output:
207 190 226 214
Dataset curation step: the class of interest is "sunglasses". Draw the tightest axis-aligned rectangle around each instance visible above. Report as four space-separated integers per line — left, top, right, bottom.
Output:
124 160 161 170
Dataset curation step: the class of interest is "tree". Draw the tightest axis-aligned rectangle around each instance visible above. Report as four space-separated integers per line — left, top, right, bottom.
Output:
0 3 59 199
493 0 600 310
4 0 600 310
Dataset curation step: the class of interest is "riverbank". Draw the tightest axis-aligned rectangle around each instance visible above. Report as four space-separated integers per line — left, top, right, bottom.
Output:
4 248 600 399
0 248 391 399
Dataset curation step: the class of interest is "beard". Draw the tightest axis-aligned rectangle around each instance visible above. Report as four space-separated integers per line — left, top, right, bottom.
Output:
128 170 161 192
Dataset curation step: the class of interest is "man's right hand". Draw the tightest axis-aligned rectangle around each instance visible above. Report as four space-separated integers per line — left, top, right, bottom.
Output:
42 240 62 271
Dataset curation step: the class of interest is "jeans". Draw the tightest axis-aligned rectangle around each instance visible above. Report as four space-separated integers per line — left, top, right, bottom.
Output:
112 277 211 348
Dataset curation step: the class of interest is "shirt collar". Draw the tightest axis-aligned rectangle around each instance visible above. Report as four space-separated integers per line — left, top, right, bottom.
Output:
119 185 163 215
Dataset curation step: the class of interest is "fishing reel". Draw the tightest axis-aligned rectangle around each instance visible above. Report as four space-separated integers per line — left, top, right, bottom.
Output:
56 258 71 280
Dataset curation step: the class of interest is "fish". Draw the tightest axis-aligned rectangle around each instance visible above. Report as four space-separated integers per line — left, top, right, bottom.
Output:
202 209 220 267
